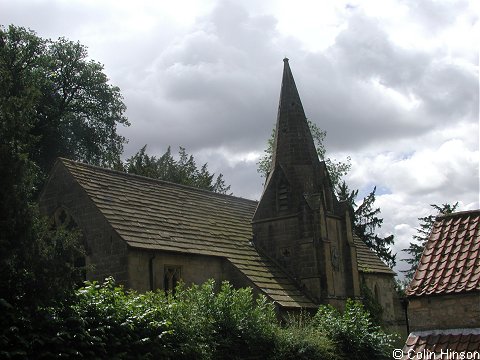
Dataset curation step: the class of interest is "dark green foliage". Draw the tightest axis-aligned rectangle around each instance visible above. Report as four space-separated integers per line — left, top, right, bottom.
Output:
0 25 129 175
338 182 396 268
0 278 276 359
272 311 340 360
0 278 394 359
360 280 383 326
0 24 128 307
0 130 84 306
402 202 459 282
353 187 396 268
125 145 231 194
257 120 351 186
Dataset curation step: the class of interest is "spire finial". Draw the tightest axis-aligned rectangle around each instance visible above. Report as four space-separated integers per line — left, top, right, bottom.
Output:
283 57 289 63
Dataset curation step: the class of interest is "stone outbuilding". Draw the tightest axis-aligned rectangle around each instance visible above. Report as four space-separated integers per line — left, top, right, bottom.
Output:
39 59 404 331
401 210 480 357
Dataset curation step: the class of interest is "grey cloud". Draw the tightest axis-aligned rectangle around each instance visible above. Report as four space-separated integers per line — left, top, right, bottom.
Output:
404 0 471 32
330 12 431 89
0 1 106 39
118 1 293 158
295 8 478 154
416 62 479 121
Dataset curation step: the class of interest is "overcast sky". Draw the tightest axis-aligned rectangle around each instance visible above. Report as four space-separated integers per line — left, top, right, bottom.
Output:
2 0 478 276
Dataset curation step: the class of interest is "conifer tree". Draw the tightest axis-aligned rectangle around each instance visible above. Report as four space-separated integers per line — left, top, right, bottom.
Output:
338 182 396 268
403 203 459 281
125 145 231 194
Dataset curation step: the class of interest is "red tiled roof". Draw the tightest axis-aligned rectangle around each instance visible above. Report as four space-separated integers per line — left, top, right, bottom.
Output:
401 329 480 358
406 210 480 297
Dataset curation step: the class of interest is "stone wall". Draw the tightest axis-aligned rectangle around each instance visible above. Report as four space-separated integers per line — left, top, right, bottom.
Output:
362 272 406 336
408 292 480 331
39 162 128 285
127 248 276 303
127 249 227 292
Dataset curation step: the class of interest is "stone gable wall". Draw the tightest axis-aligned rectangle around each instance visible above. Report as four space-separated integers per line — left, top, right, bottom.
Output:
39 163 128 285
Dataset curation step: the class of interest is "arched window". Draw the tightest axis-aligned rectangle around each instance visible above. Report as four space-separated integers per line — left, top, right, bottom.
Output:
164 266 181 295
53 207 89 283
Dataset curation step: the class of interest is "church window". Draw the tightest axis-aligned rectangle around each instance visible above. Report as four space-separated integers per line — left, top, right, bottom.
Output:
54 207 75 229
281 247 291 258
164 266 181 295
53 207 88 283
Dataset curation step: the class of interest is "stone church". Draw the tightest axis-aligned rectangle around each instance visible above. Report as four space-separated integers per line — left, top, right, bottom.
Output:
40 59 404 332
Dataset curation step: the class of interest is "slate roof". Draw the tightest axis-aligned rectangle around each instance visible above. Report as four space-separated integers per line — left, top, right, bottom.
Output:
58 158 316 308
401 329 480 358
56 158 394 307
353 234 395 275
406 210 480 297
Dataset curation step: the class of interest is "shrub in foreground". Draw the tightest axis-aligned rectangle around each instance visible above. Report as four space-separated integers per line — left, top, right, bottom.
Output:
0 278 395 359
312 299 395 360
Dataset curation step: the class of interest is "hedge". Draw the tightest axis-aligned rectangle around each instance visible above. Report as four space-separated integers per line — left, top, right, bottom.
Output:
0 278 395 359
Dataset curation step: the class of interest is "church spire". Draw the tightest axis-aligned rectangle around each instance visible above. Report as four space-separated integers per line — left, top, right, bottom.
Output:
252 59 360 305
269 58 321 185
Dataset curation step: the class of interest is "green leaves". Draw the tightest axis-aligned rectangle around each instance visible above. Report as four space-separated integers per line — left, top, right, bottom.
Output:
0 24 129 308
0 25 129 174
1 277 397 359
313 300 395 360
125 145 231 194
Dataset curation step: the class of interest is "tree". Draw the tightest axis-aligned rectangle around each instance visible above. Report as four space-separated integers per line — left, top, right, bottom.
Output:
0 25 129 178
0 25 128 306
402 202 459 282
338 182 396 268
125 145 231 194
257 119 351 188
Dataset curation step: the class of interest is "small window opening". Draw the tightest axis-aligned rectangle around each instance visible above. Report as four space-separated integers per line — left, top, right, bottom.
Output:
277 183 289 213
164 266 181 295
53 207 88 285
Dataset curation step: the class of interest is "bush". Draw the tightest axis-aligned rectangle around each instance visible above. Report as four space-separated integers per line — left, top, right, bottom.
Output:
272 311 341 360
161 280 276 359
0 278 396 359
312 299 395 360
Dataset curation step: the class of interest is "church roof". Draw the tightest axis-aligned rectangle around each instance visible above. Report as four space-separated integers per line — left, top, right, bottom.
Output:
353 234 395 275
406 210 480 297
57 158 317 308
54 157 394 306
